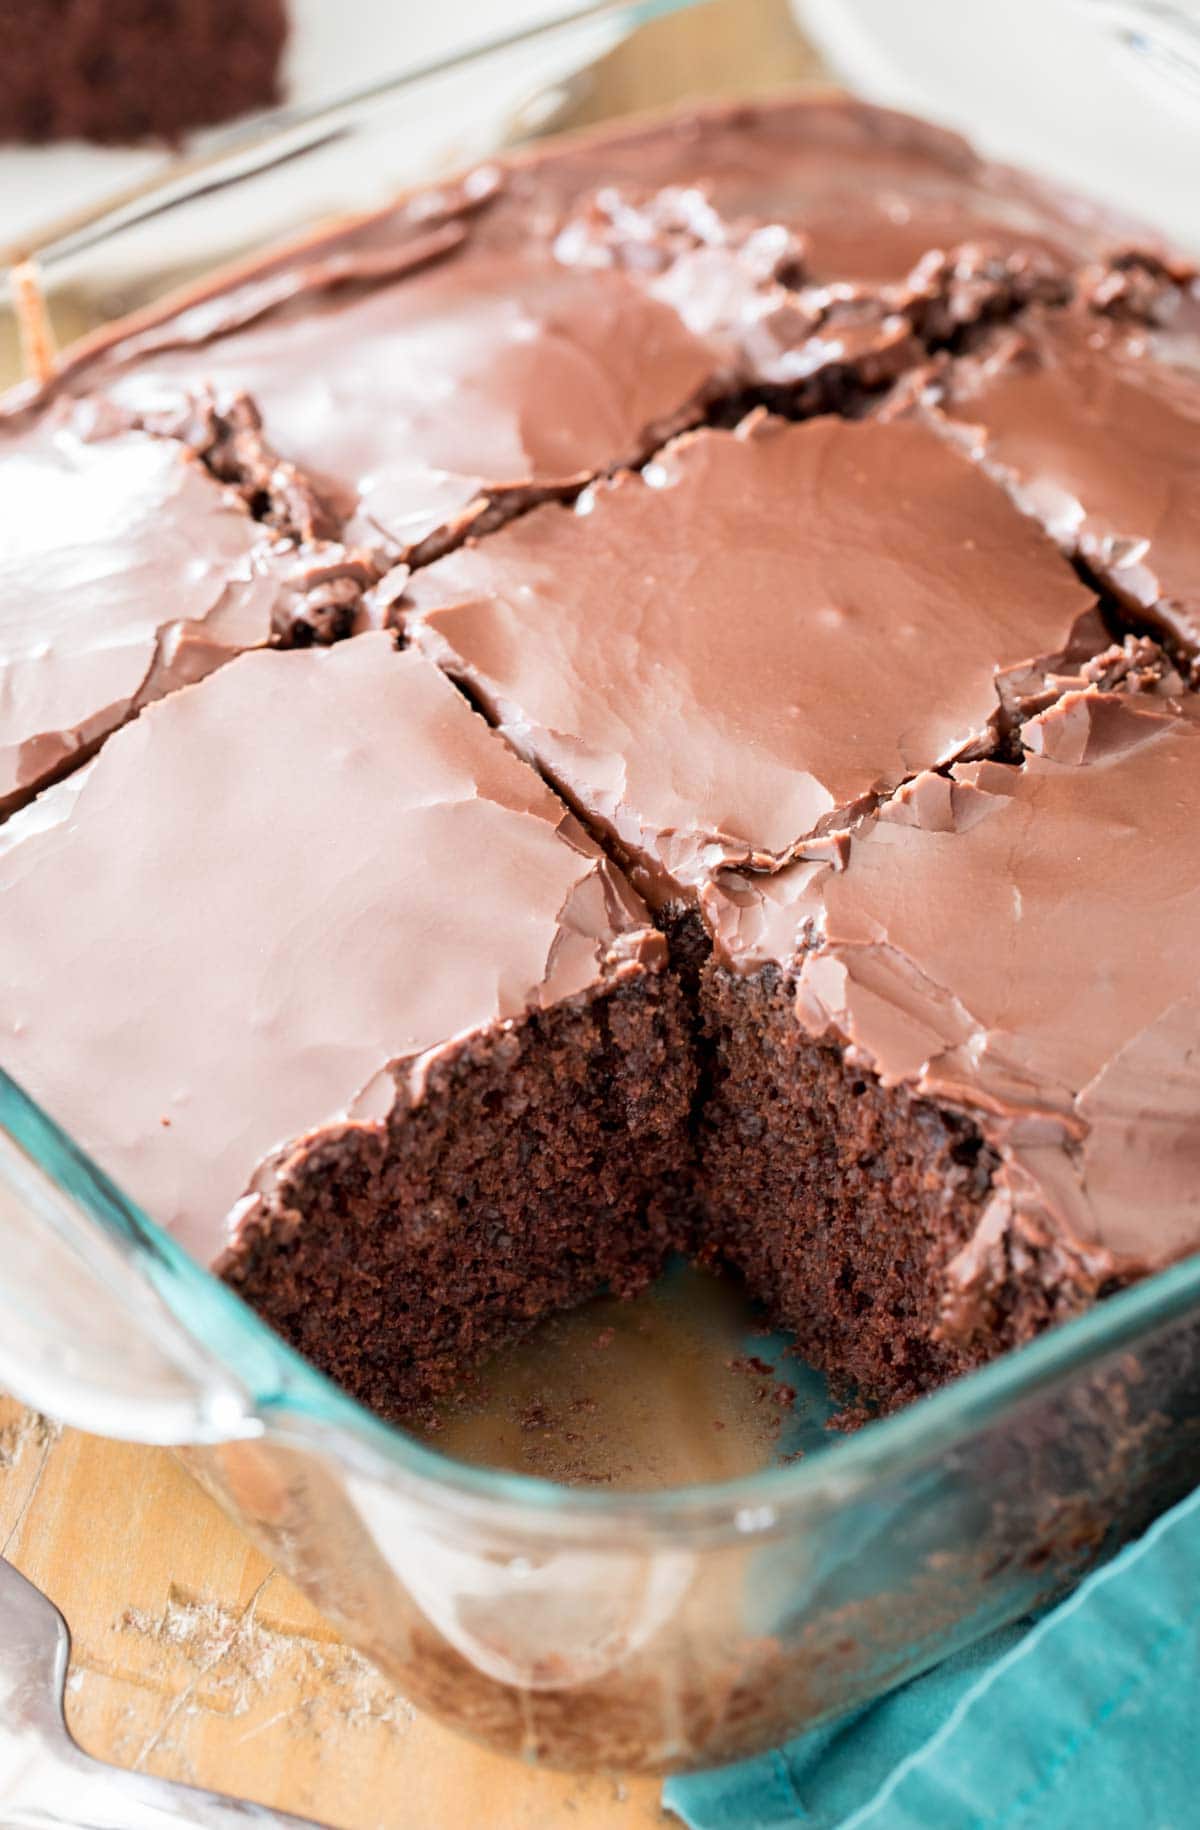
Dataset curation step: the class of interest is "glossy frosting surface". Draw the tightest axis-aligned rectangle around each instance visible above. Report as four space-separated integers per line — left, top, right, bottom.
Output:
502 94 1132 285
26 95 1147 575
0 637 659 1260
922 297 1200 654
707 684 1200 1291
406 413 1098 905
0 410 283 815
89 248 722 560
2 88 1198 1307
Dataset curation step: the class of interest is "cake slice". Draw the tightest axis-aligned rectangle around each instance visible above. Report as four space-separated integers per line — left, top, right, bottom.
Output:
0 397 378 818
54 222 726 568
0 636 694 1415
520 92 1157 401
907 282 1200 660
399 407 1199 1409
402 411 1103 916
698 662 1200 1405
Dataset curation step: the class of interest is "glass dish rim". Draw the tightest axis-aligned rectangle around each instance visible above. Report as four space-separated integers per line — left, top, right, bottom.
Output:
0 0 705 274
10 1062 1200 1535
5 0 1200 1538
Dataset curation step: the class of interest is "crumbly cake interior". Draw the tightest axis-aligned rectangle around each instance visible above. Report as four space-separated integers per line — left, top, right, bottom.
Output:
695 960 1140 1413
220 973 696 1418
6 97 1200 1426
697 966 995 1410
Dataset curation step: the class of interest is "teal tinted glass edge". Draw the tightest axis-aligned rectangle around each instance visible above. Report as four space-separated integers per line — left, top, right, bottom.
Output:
8 1061 1200 1529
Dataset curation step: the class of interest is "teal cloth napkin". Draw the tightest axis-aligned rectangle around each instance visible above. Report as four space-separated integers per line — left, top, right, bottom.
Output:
664 1479 1200 1830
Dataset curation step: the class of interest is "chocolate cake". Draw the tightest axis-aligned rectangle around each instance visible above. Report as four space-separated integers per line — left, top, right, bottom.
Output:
504 95 1134 286
37 98 1143 566
3 92 1200 1423
402 411 1101 908
0 637 694 1413
901 282 1200 660
69 203 723 566
0 0 287 145
698 660 1200 1406
0 394 379 816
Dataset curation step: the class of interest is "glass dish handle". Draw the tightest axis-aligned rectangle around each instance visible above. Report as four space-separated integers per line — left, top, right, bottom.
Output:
0 1071 256 1446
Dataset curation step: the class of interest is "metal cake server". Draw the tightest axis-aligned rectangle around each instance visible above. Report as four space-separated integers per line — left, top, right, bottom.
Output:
0 1556 326 1829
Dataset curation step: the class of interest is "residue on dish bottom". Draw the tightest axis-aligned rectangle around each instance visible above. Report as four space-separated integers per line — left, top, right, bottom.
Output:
418 1261 832 1489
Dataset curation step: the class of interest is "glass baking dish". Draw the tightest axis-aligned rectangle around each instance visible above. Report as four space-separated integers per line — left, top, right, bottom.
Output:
4 0 1200 1779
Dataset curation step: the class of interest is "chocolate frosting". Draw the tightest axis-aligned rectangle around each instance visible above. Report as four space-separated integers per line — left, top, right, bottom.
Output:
706 682 1200 1322
3 88 1198 1334
549 181 933 398
916 294 1200 656
55 245 723 565
0 409 285 816
537 96 1122 386
405 412 1099 908
14 95 1161 581
0 636 663 1262
499 94 1140 286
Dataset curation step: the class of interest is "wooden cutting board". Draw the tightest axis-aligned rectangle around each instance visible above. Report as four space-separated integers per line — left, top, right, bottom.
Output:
0 1394 673 1828
0 4 822 1822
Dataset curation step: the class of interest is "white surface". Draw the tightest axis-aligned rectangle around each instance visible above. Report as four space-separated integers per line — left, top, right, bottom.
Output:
0 0 588 250
795 0 1200 249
